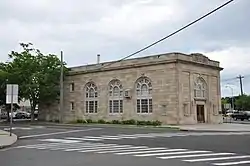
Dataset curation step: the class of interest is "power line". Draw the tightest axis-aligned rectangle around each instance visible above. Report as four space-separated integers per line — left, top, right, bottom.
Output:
221 75 250 82
221 74 250 83
99 0 235 69
221 77 237 82
244 74 250 78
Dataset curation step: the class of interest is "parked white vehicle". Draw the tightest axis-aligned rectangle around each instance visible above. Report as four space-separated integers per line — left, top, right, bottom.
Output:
9 112 18 119
9 111 31 119
225 110 237 117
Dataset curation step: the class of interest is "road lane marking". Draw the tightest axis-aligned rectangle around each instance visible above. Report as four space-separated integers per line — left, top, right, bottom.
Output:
133 150 209 157
65 136 104 141
115 135 144 139
4 127 33 130
17 142 63 148
27 143 103 150
79 145 133 152
21 142 94 148
62 132 250 141
70 145 131 152
81 146 144 152
97 147 151 154
24 142 108 149
13 140 249 166
158 153 235 159
64 144 119 152
184 155 250 162
97 146 148 153
133 149 188 156
19 128 102 139
213 160 250 166
39 139 81 143
115 148 170 155
65 145 128 152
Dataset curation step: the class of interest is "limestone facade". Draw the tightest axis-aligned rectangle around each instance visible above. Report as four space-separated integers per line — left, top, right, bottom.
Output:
39 52 223 124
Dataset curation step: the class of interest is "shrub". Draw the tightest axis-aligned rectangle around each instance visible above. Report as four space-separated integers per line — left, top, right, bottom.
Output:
86 119 93 123
98 119 106 124
68 120 78 124
137 120 146 125
112 120 121 124
76 119 84 123
152 120 162 126
145 120 152 125
136 120 162 126
122 119 136 125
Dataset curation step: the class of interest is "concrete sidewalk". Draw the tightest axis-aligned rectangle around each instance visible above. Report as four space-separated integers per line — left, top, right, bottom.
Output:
0 130 17 149
178 123 250 132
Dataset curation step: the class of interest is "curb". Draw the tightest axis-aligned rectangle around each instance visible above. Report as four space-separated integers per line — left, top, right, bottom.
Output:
179 129 190 132
179 128 250 132
32 122 181 130
0 132 18 149
0 143 15 149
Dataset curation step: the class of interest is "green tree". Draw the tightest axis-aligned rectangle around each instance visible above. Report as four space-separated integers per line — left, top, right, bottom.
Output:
0 62 20 121
0 63 8 106
221 98 229 114
235 95 250 111
7 43 67 121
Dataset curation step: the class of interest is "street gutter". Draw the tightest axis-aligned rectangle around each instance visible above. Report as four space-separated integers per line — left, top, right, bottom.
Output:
31 122 181 130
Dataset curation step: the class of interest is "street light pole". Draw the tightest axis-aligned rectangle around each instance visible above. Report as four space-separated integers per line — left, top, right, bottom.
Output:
59 51 64 123
10 85 13 136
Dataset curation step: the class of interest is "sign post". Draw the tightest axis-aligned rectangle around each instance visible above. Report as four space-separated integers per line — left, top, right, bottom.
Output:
6 84 18 136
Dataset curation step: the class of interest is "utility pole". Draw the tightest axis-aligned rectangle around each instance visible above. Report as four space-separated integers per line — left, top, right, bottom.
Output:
236 75 244 96
59 51 64 123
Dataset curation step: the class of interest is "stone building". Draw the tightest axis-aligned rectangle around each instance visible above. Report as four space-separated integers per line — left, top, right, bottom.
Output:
40 52 223 125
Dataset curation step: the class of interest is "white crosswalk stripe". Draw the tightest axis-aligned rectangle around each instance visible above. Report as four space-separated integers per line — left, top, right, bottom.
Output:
116 149 188 155
213 160 250 166
79 145 134 153
64 132 250 142
158 153 235 159
96 147 148 153
4 127 33 130
17 141 250 166
184 155 250 162
133 151 210 159
4 126 46 131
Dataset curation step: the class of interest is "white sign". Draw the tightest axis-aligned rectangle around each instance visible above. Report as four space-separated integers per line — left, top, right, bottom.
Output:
6 84 19 104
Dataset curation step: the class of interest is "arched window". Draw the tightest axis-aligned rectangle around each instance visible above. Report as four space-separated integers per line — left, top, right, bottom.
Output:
85 82 98 113
194 77 207 99
109 79 123 113
136 77 153 113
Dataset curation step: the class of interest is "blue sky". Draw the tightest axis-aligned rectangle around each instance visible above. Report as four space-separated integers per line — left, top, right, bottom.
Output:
0 0 249 97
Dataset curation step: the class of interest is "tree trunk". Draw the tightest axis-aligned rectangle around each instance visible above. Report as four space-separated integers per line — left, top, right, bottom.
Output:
30 103 36 122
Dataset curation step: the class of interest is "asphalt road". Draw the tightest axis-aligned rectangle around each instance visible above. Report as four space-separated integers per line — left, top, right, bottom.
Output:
1 124 250 166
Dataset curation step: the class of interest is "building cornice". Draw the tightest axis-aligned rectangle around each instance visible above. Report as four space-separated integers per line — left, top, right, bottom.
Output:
67 59 223 76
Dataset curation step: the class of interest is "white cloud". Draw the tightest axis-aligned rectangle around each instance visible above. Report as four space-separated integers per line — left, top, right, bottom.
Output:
203 46 250 75
86 0 183 39
0 0 249 97
198 47 250 97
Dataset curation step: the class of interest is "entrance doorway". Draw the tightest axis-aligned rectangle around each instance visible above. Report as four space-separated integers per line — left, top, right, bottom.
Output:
197 105 205 123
